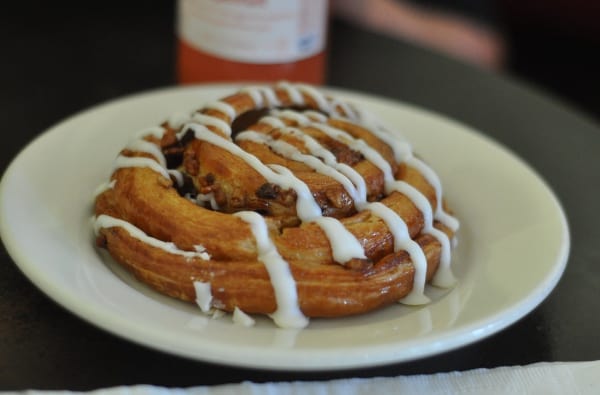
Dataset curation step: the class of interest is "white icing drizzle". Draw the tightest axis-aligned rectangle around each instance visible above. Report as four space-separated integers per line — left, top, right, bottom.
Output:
388 181 456 287
310 216 367 262
193 281 213 313
427 227 455 287
313 123 393 178
362 202 430 304
167 169 184 187
257 107 453 294
348 114 458 286
259 115 287 129
270 109 311 126
296 83 331 113
267 108 456 290
182 123 322 221
302 110 328 123
241 86 281 108
276 126 368 203
194 244 209 255
93 214 210 260
93 179 116 198
125 139 166 167
232 307 256 327
191 113 232 136
363 124 413 161
112 155 170 180
269 164 366 264
168 112 193 129
329 98 357 120
344 114 459 285
352 106 390 134
406 156 460 232
240 86 263 107
196 192 220 210
351 108 459 233
315 119 457 289
277 81 304 105
265 164 322 220
234 211 308 329
203 101 237 120
236 130 364 205
258 90 459 291
134 126 166 139
277 82 333 115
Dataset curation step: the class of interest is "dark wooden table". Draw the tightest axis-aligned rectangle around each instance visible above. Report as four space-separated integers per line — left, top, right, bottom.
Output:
2 1 599 391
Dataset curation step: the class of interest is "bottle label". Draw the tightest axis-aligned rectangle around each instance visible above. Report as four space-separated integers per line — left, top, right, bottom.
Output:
177 0 328 64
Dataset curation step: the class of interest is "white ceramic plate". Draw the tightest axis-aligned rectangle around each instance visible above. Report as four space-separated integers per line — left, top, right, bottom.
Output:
0 85 569 370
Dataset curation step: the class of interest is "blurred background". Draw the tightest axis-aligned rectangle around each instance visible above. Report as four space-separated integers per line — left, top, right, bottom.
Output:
500 0 599 118
332 0 600 121
1 0 598 142
1 1 598 387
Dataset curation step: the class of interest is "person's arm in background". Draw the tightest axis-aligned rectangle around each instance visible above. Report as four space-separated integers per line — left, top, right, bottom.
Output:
331 0 505 70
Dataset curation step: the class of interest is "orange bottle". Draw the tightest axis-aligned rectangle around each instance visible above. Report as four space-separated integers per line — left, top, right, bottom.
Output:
176 0 328 85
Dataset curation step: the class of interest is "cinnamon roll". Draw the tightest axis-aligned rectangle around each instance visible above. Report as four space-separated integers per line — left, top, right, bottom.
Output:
93 82 459 328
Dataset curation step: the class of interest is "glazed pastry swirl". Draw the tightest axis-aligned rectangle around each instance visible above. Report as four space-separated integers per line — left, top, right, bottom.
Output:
93 82 459 328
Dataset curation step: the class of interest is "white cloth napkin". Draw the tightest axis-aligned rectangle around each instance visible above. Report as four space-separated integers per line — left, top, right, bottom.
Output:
16 361 600 395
